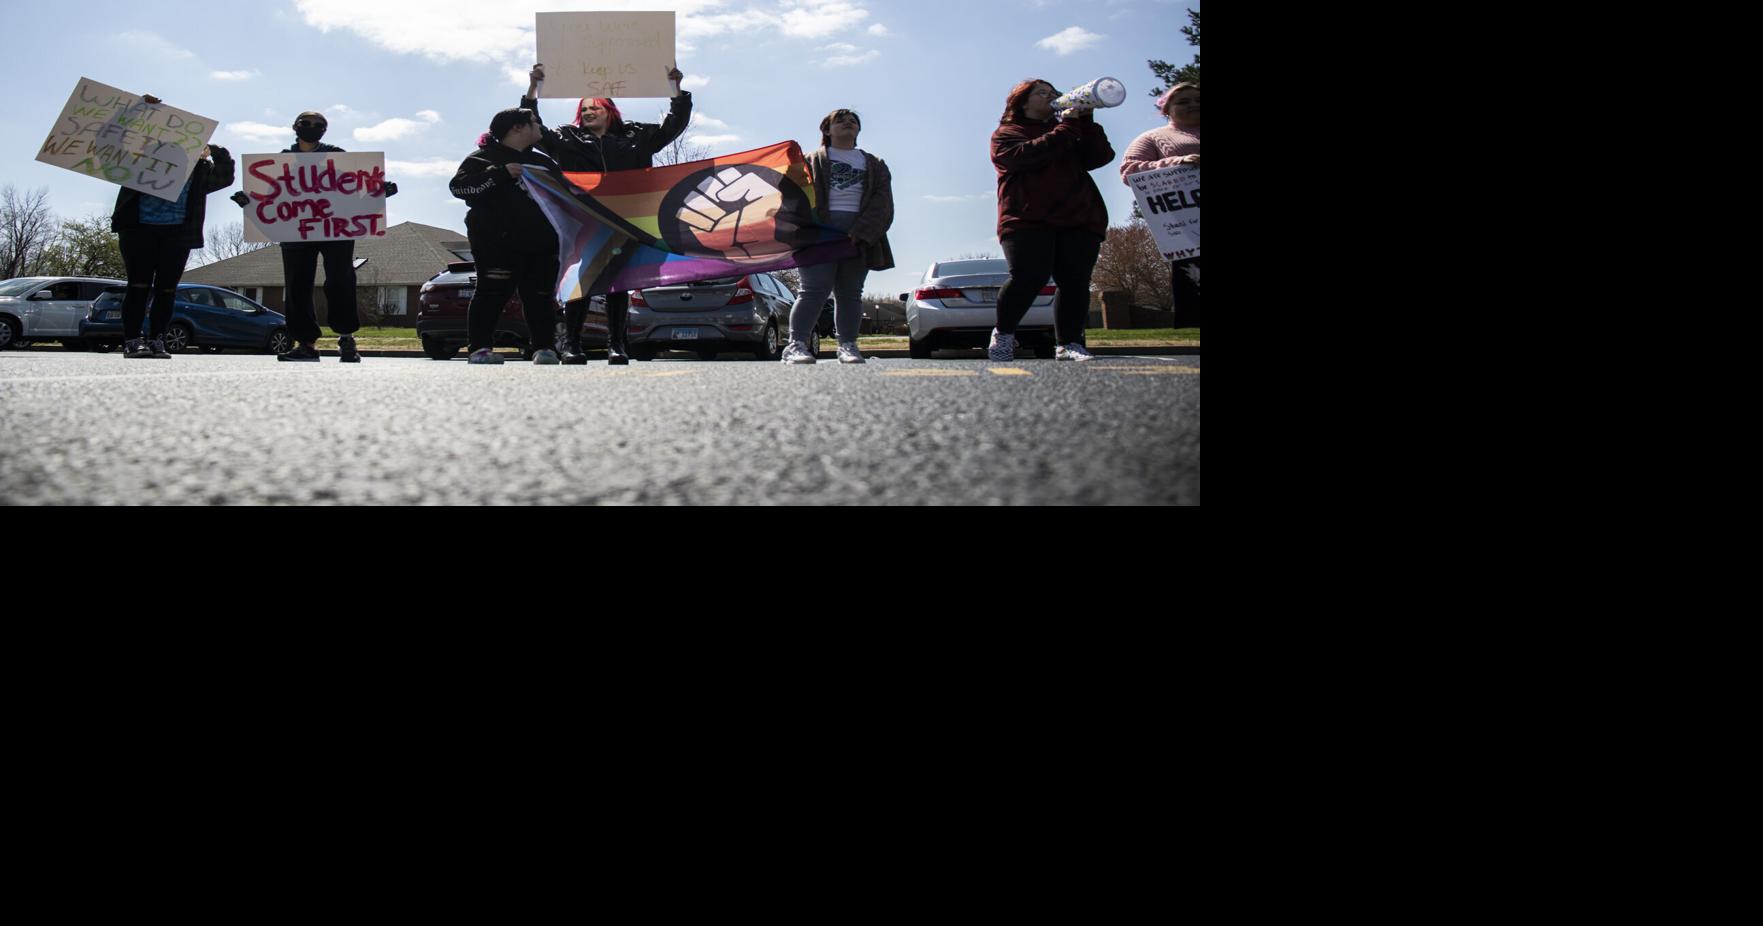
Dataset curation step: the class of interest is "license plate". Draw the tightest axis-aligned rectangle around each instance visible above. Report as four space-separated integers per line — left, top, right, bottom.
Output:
967 289 998 304
673 328 700 340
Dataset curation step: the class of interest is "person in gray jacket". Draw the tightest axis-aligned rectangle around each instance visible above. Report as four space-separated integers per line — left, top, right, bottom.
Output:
783 109 895 365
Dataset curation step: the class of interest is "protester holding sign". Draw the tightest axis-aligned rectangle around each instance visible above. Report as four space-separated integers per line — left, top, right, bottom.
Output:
232 111 399 363
522 63 692 365
783 109 896 365
109 95 235 360
988 79 1114 363
450 109 563 366
1122 83 1200 328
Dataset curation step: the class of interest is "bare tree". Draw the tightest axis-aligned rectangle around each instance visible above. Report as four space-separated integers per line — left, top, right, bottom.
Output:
195 222 270 268
1092 220 1174 311
652 108 713 166
1 185 58 279
956 251 1001 260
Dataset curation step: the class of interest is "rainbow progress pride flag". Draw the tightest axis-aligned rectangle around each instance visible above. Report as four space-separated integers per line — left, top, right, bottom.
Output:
520 141 859 303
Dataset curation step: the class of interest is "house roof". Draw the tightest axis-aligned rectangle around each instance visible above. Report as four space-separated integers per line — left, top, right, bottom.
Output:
182 222 472 287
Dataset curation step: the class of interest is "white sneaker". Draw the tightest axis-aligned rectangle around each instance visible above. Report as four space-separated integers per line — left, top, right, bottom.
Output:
781 341 817 365
468 348 504 365
1056 343 1096 362
531 348 560 365
837 342 865 364
987 329 1018 362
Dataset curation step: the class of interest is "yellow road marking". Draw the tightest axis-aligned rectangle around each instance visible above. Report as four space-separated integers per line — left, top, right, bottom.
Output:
987 367 1033 377
881 370 980 378
641 370 699 378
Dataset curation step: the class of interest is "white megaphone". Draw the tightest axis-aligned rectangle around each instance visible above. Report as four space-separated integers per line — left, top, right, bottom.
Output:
1054 77 1128 116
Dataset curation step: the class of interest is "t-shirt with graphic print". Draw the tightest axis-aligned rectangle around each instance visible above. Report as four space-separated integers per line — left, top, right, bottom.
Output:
826 148 868 213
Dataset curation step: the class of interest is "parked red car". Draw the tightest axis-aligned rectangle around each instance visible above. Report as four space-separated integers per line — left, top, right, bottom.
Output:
415 261 606 360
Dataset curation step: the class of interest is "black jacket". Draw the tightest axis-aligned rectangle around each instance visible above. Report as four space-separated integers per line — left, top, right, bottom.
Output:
111 146 236 249
521 92 693 173
450 144 561 253
283 141 348 154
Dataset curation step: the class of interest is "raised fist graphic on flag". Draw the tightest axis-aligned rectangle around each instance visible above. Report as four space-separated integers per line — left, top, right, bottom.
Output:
669 166 789 264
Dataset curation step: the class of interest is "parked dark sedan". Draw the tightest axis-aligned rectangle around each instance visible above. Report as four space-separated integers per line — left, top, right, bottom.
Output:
416 261 605 361
80 285 291 354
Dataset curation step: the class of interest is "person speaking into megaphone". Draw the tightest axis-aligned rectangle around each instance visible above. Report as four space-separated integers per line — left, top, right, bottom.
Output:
986 79 1116 363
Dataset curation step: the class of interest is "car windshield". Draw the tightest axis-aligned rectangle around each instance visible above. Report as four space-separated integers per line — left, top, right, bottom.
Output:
931 260 1008 278
0 278 53 297
94 290 125 307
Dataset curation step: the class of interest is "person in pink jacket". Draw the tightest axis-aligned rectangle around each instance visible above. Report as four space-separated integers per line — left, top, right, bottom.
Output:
1121 83 1199 327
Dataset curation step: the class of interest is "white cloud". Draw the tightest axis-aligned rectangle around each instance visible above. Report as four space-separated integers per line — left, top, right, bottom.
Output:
117 31 196 60
328 104 354 115
818 42 879 67
386 159 461 178
226 122 294 145
867 24 890 37
688 133 742 147
681 75 711 91
211 70 261 82
777 0 870 38
691 114 732 131
1036 26 1104 56
354 111 442 143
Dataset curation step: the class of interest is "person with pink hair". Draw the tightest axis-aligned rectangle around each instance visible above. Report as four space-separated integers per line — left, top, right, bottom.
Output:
519 63 693 365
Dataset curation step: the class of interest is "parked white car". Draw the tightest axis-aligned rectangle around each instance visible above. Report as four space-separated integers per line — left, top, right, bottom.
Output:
0 277 126 350
899 259 1056 359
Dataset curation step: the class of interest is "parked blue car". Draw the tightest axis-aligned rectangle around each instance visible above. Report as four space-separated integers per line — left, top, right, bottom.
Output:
80 284 291 354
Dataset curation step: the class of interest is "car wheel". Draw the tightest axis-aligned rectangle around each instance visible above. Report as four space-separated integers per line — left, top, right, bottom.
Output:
62 339 87 352
0 317 20 350
267 329 291 355
631 347 656 361
909 335 934 359
752 320 782 361
421 335 457 361
696 350 717 361
163 323 193 353
94 341 118 354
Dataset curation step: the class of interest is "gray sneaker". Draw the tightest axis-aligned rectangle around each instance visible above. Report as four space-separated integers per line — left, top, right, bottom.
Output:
781 341 817 365
531 348 561 365
1056 343 1096 362
468 348 505 365
837 341 865 364
124 338 151 359
987 329 1018 362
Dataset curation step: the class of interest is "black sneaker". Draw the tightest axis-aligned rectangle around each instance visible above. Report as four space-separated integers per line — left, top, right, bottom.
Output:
338 335 361 363
279 343 322 363
147 338 173 359
124 338 151 360
561 341 588 365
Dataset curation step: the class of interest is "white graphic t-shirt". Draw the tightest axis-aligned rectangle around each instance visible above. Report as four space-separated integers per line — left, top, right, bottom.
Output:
826 148 868 213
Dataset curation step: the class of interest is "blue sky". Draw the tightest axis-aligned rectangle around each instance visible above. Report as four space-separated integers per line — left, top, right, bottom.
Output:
4 0 1198 298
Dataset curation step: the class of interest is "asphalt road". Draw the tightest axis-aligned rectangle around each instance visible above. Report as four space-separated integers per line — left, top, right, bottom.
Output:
1 351 1199 505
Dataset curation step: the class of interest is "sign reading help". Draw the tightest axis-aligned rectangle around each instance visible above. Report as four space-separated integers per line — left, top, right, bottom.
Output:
242 152 390 243
535 11 678 99
37 77 220 201
1127 165 1201 262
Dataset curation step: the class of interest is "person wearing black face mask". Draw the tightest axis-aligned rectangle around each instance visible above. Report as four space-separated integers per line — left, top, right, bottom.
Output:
231 111 400 363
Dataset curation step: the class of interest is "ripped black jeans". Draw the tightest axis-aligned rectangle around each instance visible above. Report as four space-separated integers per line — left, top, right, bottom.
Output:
465 244 559 354
119 226 193 341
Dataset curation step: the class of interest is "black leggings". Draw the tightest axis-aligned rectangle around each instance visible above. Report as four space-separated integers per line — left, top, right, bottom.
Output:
119 226 192 341
995 228 1103 345
1171 258 1201 328
565 291 630 351
467 246 559 353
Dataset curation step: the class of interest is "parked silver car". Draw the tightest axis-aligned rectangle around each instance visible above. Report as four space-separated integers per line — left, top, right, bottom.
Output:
900 259 1056 359
628 271 808 362
0 277 126 350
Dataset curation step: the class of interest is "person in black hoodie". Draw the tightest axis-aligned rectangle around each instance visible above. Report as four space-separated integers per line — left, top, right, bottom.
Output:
231 111 399 363
111 94 236 360
522 64 692 365
450 108 563 366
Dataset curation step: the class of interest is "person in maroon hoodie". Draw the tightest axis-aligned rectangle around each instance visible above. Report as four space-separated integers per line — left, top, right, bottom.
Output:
989 79 1115 362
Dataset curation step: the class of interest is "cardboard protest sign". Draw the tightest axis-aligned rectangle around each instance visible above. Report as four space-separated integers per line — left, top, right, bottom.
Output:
241 152 390 243
37 77 219 201
1127 165 1201 262
535 11 678 99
